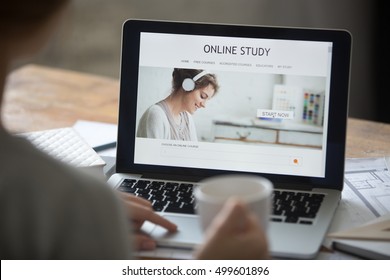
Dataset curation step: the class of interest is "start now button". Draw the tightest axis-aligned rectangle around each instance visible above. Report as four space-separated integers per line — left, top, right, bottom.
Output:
257 109 294 120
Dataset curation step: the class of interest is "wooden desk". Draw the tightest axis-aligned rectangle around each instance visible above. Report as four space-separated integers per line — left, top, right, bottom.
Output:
3 64 390 260
4 64 390 158
3 64 119 132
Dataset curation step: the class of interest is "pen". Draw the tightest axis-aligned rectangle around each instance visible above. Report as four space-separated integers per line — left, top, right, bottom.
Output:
93 141 117 152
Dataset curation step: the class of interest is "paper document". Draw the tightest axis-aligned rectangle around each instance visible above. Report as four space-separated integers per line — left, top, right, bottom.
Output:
73 120 117 157
329 213 390 241
328 157 390 236
344 157 390 217
329 213 390 259
323 157 390 258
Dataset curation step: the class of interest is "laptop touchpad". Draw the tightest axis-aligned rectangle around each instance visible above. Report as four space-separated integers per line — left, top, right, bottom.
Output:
144 214 203 249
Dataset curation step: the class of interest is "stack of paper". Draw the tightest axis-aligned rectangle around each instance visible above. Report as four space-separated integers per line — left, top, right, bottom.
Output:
328 214 390 259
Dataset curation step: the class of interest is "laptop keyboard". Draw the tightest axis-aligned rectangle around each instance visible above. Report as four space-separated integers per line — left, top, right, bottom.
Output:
271 190 324 224
118 179 195 214
118 179 325 224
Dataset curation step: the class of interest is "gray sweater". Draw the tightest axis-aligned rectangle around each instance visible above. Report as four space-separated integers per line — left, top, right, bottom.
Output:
137 101 198 141
0 127 132 259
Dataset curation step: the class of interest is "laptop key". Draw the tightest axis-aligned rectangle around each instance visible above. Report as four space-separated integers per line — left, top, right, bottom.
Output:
136 193 151 200
165 206 195 215
118 187 137 193
285 216 299 223
152 201 167 211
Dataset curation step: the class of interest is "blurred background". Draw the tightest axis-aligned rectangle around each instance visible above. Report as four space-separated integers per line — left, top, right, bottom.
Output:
22 0 387 123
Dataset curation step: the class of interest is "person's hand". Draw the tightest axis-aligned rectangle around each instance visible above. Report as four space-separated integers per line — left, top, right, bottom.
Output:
194 198 269 259
118 192 177 251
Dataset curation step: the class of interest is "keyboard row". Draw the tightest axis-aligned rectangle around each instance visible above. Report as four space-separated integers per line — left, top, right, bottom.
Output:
118 178 325 224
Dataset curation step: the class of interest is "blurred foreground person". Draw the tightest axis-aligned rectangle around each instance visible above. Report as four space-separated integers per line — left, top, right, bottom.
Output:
0 0 269 259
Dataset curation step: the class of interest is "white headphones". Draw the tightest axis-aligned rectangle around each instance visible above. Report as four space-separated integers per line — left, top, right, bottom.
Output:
182 70 209 92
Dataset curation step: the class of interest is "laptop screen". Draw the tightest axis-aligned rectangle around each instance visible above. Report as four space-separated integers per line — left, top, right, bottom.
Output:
117 20 351 189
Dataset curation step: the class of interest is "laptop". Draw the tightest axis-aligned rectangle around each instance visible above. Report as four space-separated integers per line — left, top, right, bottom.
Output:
108 19 352 259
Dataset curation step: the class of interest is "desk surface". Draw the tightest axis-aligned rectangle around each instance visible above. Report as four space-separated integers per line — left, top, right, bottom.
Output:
4 64 390 159
3 64 390 260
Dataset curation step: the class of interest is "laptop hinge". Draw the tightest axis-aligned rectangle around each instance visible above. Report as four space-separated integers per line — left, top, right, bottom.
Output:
141 172 203 183
273 183 314 191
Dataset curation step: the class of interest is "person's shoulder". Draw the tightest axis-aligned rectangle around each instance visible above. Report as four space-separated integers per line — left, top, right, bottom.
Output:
0 132 132 257
147 103 165 115
145 103 168 123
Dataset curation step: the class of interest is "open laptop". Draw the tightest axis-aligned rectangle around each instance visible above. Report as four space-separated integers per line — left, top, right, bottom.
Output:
108 19 352 259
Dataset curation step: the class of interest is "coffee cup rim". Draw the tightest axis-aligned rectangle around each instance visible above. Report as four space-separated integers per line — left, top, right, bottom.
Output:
195 174 273 203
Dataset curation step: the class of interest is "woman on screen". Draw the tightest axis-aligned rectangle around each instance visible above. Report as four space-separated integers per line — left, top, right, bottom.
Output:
137 68 219 141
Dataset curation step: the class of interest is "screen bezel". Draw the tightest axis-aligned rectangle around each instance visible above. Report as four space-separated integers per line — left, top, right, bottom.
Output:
116 19 352 190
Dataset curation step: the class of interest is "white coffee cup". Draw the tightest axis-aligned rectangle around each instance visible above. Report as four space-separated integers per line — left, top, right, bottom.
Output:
194 174 273 231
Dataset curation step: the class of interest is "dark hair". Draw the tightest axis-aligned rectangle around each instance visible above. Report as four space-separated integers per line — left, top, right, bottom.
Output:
1 0 69 24
172 68 219 95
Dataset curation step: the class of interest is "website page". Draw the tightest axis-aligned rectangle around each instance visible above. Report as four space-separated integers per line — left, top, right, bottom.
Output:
134 32 333 177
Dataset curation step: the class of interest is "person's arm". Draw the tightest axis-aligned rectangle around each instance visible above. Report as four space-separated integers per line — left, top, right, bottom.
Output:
194 198 270 259
57 173 133 259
